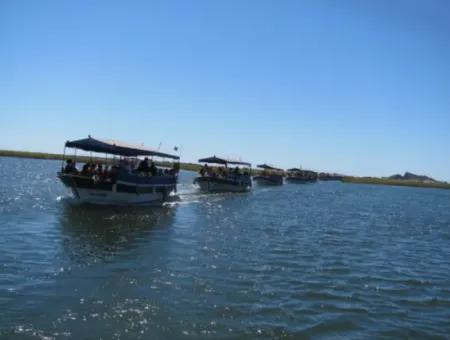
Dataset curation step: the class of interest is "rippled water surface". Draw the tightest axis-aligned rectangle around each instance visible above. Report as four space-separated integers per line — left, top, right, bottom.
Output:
1 157 450 339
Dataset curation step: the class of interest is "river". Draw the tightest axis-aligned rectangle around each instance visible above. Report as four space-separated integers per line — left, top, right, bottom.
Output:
0 157 449 339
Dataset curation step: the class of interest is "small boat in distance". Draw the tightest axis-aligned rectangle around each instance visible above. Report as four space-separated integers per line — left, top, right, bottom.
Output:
318 172 344 181
253 164 284 185
194 156 252 193
285 168 318 183
58 136 180 205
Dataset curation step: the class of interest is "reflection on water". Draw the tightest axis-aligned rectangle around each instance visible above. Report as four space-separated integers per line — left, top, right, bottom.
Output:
58 202 176 263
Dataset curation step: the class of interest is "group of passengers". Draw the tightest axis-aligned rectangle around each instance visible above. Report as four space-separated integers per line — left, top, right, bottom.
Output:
199 164 248 179
136 157 158 176
62 157 178 180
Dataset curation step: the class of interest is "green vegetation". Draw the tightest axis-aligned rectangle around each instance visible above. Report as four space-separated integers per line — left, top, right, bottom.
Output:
0 150 67 161
342 176 450 190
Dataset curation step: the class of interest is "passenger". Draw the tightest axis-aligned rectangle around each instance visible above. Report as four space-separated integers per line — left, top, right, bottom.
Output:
149 161 157 176
100 165 108 179
158 168 163 176
89 163 97 174
64 159 76 173
81 163 90 175
199 164 207 176
138 157 150 173
233 166 241 176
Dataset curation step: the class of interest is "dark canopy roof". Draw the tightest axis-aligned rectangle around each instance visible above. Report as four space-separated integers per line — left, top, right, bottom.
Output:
198 156 251 167
287 168 317 174
65 136 180 159
257 164 283 171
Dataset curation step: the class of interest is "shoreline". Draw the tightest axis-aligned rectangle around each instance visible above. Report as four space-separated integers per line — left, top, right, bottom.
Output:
342 176 450 190
1 149 449 190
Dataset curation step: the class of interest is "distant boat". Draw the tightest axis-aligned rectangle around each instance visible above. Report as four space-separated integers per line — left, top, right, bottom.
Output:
318 172 344 181
285 168 318 183
58 136 180 205
253 164 284 185
193 156 252 193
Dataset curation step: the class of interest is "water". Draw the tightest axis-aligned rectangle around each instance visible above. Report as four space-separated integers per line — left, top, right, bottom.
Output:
1 157 449 339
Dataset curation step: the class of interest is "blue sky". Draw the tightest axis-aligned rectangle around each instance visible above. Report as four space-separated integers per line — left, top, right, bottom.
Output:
1 0 449 180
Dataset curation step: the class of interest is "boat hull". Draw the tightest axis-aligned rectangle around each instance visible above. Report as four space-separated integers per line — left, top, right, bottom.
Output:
253 175 283 186
194 177 251 193
58 173 176 205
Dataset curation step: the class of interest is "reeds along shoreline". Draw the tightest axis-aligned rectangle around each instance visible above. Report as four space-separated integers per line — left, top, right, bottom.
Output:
0 149 449 190
342 176 450 190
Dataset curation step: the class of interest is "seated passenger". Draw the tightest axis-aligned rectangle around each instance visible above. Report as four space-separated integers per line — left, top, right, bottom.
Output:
149 161 158 176
89 163 97 174
137 157 150 173
64 159 77 173
199 164 208 176
81 162 90 175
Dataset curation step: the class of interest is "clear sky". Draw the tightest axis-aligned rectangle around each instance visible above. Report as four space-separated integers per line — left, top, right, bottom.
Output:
1 0 449 180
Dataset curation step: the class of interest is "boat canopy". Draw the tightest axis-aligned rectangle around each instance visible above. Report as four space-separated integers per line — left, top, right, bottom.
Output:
198 156 251 167
65 136 180 159
257 164 283 171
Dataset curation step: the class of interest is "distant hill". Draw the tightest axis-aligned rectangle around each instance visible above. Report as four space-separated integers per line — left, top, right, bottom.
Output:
388 172 436 182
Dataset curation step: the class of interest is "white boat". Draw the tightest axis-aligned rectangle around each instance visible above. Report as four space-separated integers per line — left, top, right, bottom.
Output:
58 136 180 205
194 156 252 193
253 164 284 185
